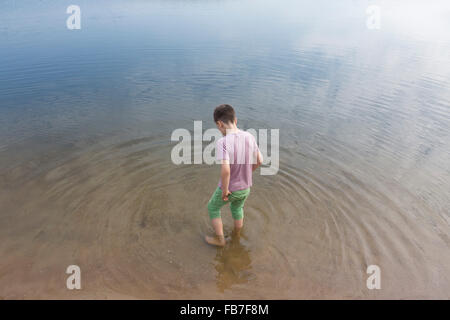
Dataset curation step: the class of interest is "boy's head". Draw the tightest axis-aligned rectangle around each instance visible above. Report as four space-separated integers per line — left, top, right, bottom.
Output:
214 104 237 134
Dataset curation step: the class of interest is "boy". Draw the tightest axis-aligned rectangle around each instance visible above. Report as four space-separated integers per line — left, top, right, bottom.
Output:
205 104 263 247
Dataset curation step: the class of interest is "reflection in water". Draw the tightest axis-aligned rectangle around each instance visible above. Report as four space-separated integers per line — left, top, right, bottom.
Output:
214 233 254 292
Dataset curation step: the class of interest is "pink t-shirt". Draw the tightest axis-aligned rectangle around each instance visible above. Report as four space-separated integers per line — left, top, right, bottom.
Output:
216 130 260 192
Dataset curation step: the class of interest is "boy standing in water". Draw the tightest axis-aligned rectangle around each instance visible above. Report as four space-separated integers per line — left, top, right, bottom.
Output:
205 104 263 247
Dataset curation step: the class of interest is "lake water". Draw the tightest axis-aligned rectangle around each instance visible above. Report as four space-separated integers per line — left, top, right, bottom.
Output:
0 0 449 299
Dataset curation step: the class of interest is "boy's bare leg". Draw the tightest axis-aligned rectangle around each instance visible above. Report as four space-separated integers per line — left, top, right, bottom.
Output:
205 217 226 246
232 218 243 237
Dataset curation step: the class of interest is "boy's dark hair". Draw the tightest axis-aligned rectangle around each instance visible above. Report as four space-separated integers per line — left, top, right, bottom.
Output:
214 104 236 123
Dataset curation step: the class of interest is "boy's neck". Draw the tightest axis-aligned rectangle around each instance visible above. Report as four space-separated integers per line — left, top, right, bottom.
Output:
224 123 239 135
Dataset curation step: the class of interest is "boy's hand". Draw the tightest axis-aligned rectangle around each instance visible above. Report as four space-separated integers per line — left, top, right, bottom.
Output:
222 190 231 201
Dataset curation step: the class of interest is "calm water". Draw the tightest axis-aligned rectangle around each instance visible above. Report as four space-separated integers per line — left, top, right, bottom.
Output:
1 0 450 299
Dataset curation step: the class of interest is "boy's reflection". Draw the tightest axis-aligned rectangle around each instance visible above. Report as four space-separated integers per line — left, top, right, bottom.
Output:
214 232 255 292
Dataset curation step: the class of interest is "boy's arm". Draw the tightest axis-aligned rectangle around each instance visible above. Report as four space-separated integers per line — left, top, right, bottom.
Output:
221 160 231 200
252 150 263 171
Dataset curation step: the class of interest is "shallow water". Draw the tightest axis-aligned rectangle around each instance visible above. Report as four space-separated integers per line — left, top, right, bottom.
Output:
1 0 450 299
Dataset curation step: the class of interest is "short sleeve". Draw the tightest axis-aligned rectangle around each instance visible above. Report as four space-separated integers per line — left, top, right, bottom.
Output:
252 135 260 154
251 135 260 163
216 138 230 161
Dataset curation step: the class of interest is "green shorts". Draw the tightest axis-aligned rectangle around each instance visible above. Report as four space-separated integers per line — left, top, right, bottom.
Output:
207 187 251 220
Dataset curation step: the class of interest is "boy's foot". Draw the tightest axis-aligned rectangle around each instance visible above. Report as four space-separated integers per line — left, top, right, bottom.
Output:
204 234 226 247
